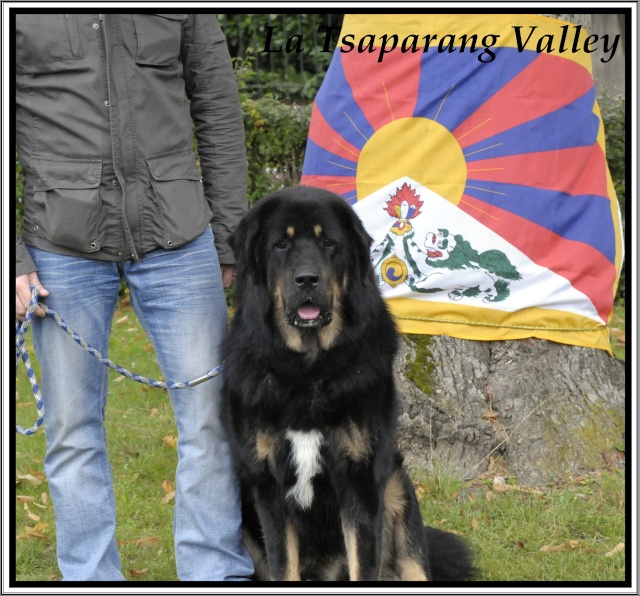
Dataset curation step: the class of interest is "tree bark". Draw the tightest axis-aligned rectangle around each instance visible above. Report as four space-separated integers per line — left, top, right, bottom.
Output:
395 336 625 485
394 13 626 486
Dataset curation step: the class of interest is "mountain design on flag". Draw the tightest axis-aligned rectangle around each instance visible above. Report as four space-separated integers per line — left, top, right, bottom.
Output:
353 177 605 323
371 181 522 302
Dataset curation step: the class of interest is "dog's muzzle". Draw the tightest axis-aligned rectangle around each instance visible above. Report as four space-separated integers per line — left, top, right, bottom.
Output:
285 301 333 329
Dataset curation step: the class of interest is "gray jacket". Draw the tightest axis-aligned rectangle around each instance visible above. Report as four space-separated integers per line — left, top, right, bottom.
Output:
16 13 247 277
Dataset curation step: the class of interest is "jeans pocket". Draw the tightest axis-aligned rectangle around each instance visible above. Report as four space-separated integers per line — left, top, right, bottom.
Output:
31 158 104 253
146 149 212 249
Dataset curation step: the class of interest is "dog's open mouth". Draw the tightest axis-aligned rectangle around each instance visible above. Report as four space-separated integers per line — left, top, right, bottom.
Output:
286 300 333 328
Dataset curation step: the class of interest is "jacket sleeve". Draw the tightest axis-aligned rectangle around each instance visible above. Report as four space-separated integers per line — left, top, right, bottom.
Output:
16 226 37 277
181 15 248 266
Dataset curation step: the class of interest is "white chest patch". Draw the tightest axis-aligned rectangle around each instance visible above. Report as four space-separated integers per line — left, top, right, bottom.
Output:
286 429 324 509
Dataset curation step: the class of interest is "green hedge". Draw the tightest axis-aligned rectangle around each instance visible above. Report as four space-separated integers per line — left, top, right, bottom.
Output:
243 96 311 204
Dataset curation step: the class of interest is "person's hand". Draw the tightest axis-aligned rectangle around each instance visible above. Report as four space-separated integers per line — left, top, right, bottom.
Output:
16 273 49 321
221 265 235 289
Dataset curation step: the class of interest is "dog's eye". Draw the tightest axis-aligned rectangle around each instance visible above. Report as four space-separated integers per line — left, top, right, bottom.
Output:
322 238 336 249
275 240 288 250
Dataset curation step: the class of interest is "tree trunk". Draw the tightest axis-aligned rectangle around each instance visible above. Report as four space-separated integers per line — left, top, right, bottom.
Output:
394 13 626 486
395 336 625 485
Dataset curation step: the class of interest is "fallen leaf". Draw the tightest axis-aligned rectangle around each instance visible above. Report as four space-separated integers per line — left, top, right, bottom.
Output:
129 567 149 577
16 473 42 487
471 519 479 530
113 376 126 383
135 536 159 547
41 492 48 505
413 481 426 501
150 408 160 417
540 540 588 553
482 411 499 422
17 531 45 540
605 543 625 557
162 435 177 449
17 522 49 539
161 479 176 504
115 315 129 325
491 477 544 497
16 495 36 503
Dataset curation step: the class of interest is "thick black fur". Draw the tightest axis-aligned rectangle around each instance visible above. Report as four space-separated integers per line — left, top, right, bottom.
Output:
221 186 476 582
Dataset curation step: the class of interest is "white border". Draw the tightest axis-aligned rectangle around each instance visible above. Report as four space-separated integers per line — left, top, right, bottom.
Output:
3 3 637 594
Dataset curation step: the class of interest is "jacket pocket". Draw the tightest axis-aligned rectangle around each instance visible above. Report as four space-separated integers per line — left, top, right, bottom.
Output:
31 158 103 253
16 14 83 73
132 14 187 66
146 149 212 249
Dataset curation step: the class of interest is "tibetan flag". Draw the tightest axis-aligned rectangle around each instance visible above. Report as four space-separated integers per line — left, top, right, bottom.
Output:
301 14 624 354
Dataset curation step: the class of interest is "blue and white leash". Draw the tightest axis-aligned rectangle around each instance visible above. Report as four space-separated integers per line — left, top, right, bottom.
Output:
15 285 223 436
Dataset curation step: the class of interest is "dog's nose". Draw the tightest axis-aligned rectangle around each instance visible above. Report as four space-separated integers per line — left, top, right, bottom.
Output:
295 271 319 289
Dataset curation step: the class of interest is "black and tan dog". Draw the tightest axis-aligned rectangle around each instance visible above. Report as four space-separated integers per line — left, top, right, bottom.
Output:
221 186 476 582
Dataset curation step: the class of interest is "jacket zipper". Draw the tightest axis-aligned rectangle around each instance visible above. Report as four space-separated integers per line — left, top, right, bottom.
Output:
99 14 139 261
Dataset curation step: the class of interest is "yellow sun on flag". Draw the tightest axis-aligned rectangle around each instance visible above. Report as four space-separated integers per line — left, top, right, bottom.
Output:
356 117 468 205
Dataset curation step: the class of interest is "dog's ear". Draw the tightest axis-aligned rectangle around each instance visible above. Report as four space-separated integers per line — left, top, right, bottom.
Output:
343 204 374 284
230 197 282 284
229 203 263 284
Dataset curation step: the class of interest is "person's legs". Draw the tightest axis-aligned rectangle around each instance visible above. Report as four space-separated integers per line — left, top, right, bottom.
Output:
27 247 124 581
123 228 254 581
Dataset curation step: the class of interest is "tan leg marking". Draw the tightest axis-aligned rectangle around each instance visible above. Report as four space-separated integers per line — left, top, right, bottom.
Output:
398 558 428 581
341 521 360 581
284 519 300 581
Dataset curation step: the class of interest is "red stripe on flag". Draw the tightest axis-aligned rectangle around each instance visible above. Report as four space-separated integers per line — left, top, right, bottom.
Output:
458 194 614 323
308 102 362 163
341 49 421 130
466 145 610 199
453 53 594 149
300 175 357 196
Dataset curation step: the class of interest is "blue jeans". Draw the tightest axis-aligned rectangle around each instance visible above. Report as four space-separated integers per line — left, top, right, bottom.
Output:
27 228 254 581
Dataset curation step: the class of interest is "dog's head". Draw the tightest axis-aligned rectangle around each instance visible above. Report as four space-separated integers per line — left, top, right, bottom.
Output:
230 186 375 354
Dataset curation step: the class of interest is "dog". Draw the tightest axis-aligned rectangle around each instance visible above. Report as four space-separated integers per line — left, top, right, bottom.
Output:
221 186 476 582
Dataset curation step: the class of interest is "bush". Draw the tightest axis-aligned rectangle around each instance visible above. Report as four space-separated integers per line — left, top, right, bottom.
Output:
598 94 626 304
243 96 311 204
599 94 625 221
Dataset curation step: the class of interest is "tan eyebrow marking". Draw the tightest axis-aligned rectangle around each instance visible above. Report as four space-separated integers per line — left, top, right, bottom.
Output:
314 225 322 238
286 226 295 238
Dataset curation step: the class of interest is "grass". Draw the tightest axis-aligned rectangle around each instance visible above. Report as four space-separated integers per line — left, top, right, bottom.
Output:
415 468 626 582
14 296 627 582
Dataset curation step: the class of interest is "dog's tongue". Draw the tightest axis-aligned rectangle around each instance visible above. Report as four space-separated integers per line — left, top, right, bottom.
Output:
298 304 321 320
